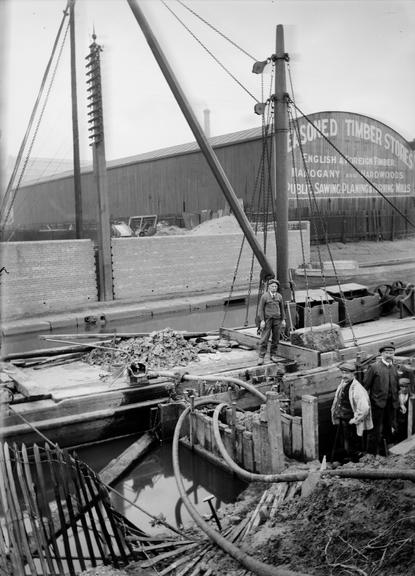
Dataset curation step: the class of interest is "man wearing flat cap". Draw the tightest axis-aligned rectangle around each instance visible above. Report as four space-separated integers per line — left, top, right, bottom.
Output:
257 278 286 365
331 361 373 462
363 343 400 455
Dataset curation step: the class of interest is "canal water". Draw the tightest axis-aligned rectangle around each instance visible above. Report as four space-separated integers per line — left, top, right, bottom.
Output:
76 436 248 535
3 299 257 356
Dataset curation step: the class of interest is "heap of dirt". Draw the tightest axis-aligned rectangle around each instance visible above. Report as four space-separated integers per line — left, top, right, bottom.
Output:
155 221 189 235
189 215 242 235
85 328 216 371
219 452 415 576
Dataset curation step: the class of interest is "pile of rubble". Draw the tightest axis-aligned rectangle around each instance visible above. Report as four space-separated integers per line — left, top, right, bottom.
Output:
85 328 220 371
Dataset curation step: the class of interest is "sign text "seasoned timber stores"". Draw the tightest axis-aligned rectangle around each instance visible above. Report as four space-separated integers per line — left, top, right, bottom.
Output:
288 112 415 198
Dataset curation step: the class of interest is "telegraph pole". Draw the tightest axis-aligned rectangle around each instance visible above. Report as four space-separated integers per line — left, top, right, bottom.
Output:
86 32 113 301
69 0 83 238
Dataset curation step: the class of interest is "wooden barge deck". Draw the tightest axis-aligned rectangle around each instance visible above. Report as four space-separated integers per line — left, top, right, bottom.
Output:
1 314 414 450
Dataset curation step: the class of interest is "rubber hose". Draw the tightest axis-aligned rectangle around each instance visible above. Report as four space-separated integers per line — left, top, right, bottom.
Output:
172 399 311 576
212 403 415 484
154 369 267 402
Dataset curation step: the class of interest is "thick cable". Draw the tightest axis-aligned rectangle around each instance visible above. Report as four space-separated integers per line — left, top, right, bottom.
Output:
172 400 311 576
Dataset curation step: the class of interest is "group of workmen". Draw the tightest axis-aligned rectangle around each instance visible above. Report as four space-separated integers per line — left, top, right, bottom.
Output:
331 345 410 461
257 278 411 461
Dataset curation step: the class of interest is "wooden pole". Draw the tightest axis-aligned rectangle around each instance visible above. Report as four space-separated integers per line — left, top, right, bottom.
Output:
69 0 83 238
274 25 290 303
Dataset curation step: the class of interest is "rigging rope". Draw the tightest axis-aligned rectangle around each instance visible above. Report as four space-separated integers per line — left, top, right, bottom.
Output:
160 0 259 103
287 102 359 346
175 0 258 61
0 2 72 230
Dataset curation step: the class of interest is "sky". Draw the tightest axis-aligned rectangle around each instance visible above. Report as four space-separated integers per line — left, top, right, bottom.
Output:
1 0 415 178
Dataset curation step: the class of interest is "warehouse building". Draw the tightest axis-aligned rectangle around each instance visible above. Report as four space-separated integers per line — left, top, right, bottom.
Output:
8 111 415 242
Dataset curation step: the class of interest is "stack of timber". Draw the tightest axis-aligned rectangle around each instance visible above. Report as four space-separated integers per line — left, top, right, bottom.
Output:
0 441 200 576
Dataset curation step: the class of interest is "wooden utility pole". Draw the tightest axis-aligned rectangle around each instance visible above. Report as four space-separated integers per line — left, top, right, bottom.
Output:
69 0 83 238
274 25 290 303
86 33 113 301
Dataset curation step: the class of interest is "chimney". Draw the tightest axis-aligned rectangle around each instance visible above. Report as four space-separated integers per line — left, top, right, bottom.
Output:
203 109 211 138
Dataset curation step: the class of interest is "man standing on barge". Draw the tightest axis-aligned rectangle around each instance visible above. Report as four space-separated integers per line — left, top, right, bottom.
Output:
257 279 286 365
364 343 400 455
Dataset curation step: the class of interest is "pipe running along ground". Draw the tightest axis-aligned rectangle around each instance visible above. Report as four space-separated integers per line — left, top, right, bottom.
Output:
212 403 415 483
172 399 311 576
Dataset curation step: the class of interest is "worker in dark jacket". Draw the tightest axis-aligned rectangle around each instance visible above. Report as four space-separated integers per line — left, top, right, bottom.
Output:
257 279 286 365
363 342 400 455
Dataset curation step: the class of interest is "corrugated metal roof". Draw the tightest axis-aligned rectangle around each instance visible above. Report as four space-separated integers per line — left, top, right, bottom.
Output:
20 125 266 185
108 125 265 168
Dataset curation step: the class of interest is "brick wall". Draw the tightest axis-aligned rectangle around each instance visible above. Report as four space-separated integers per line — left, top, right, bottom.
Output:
0 240 98 320
112 224 310 299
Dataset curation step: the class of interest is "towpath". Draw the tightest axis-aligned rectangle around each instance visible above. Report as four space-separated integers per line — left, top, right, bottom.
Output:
1 237 414 341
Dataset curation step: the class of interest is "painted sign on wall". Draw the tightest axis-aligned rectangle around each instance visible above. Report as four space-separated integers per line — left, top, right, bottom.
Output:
288 111 415 198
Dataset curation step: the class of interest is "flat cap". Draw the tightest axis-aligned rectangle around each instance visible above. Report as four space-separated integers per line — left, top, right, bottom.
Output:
399 377 410 386
379 342 395 353
268 279 280 286
339 361 356 372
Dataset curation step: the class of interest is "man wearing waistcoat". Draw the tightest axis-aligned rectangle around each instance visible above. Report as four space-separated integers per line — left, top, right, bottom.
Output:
257 279 286 365
364 343 400 455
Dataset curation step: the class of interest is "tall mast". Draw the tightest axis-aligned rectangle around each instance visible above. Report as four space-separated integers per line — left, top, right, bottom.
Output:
69 0 83 238
273 25 290 302
126 0 275 282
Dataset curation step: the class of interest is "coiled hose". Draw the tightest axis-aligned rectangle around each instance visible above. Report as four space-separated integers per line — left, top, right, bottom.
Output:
172 399 311 576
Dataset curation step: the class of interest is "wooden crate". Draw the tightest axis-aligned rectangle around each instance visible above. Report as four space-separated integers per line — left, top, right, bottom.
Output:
326 282 380 324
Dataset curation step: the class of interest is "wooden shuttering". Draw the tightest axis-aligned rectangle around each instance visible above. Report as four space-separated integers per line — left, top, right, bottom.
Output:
0 441 193 576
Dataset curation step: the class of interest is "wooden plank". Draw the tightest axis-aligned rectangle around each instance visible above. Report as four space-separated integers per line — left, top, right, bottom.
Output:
291 416 303 459
219 327 258 349
277 341 320 369
235 424 245 466
93 479 129 565
301 396 319 461
33 443 65 574
281 413 293 457
45 443 76 575
242 430 254 472
73 458 107 562
14 443 50 576
21 443 58 575
139 543 199 568
1 363 50 398
99 432 156 486
81 467 119 565
408 396 414 438
0 443 26 576
266 392 285 472
63 450 97 567
55 449 87 572
3 442 38 575
251 414 262 473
